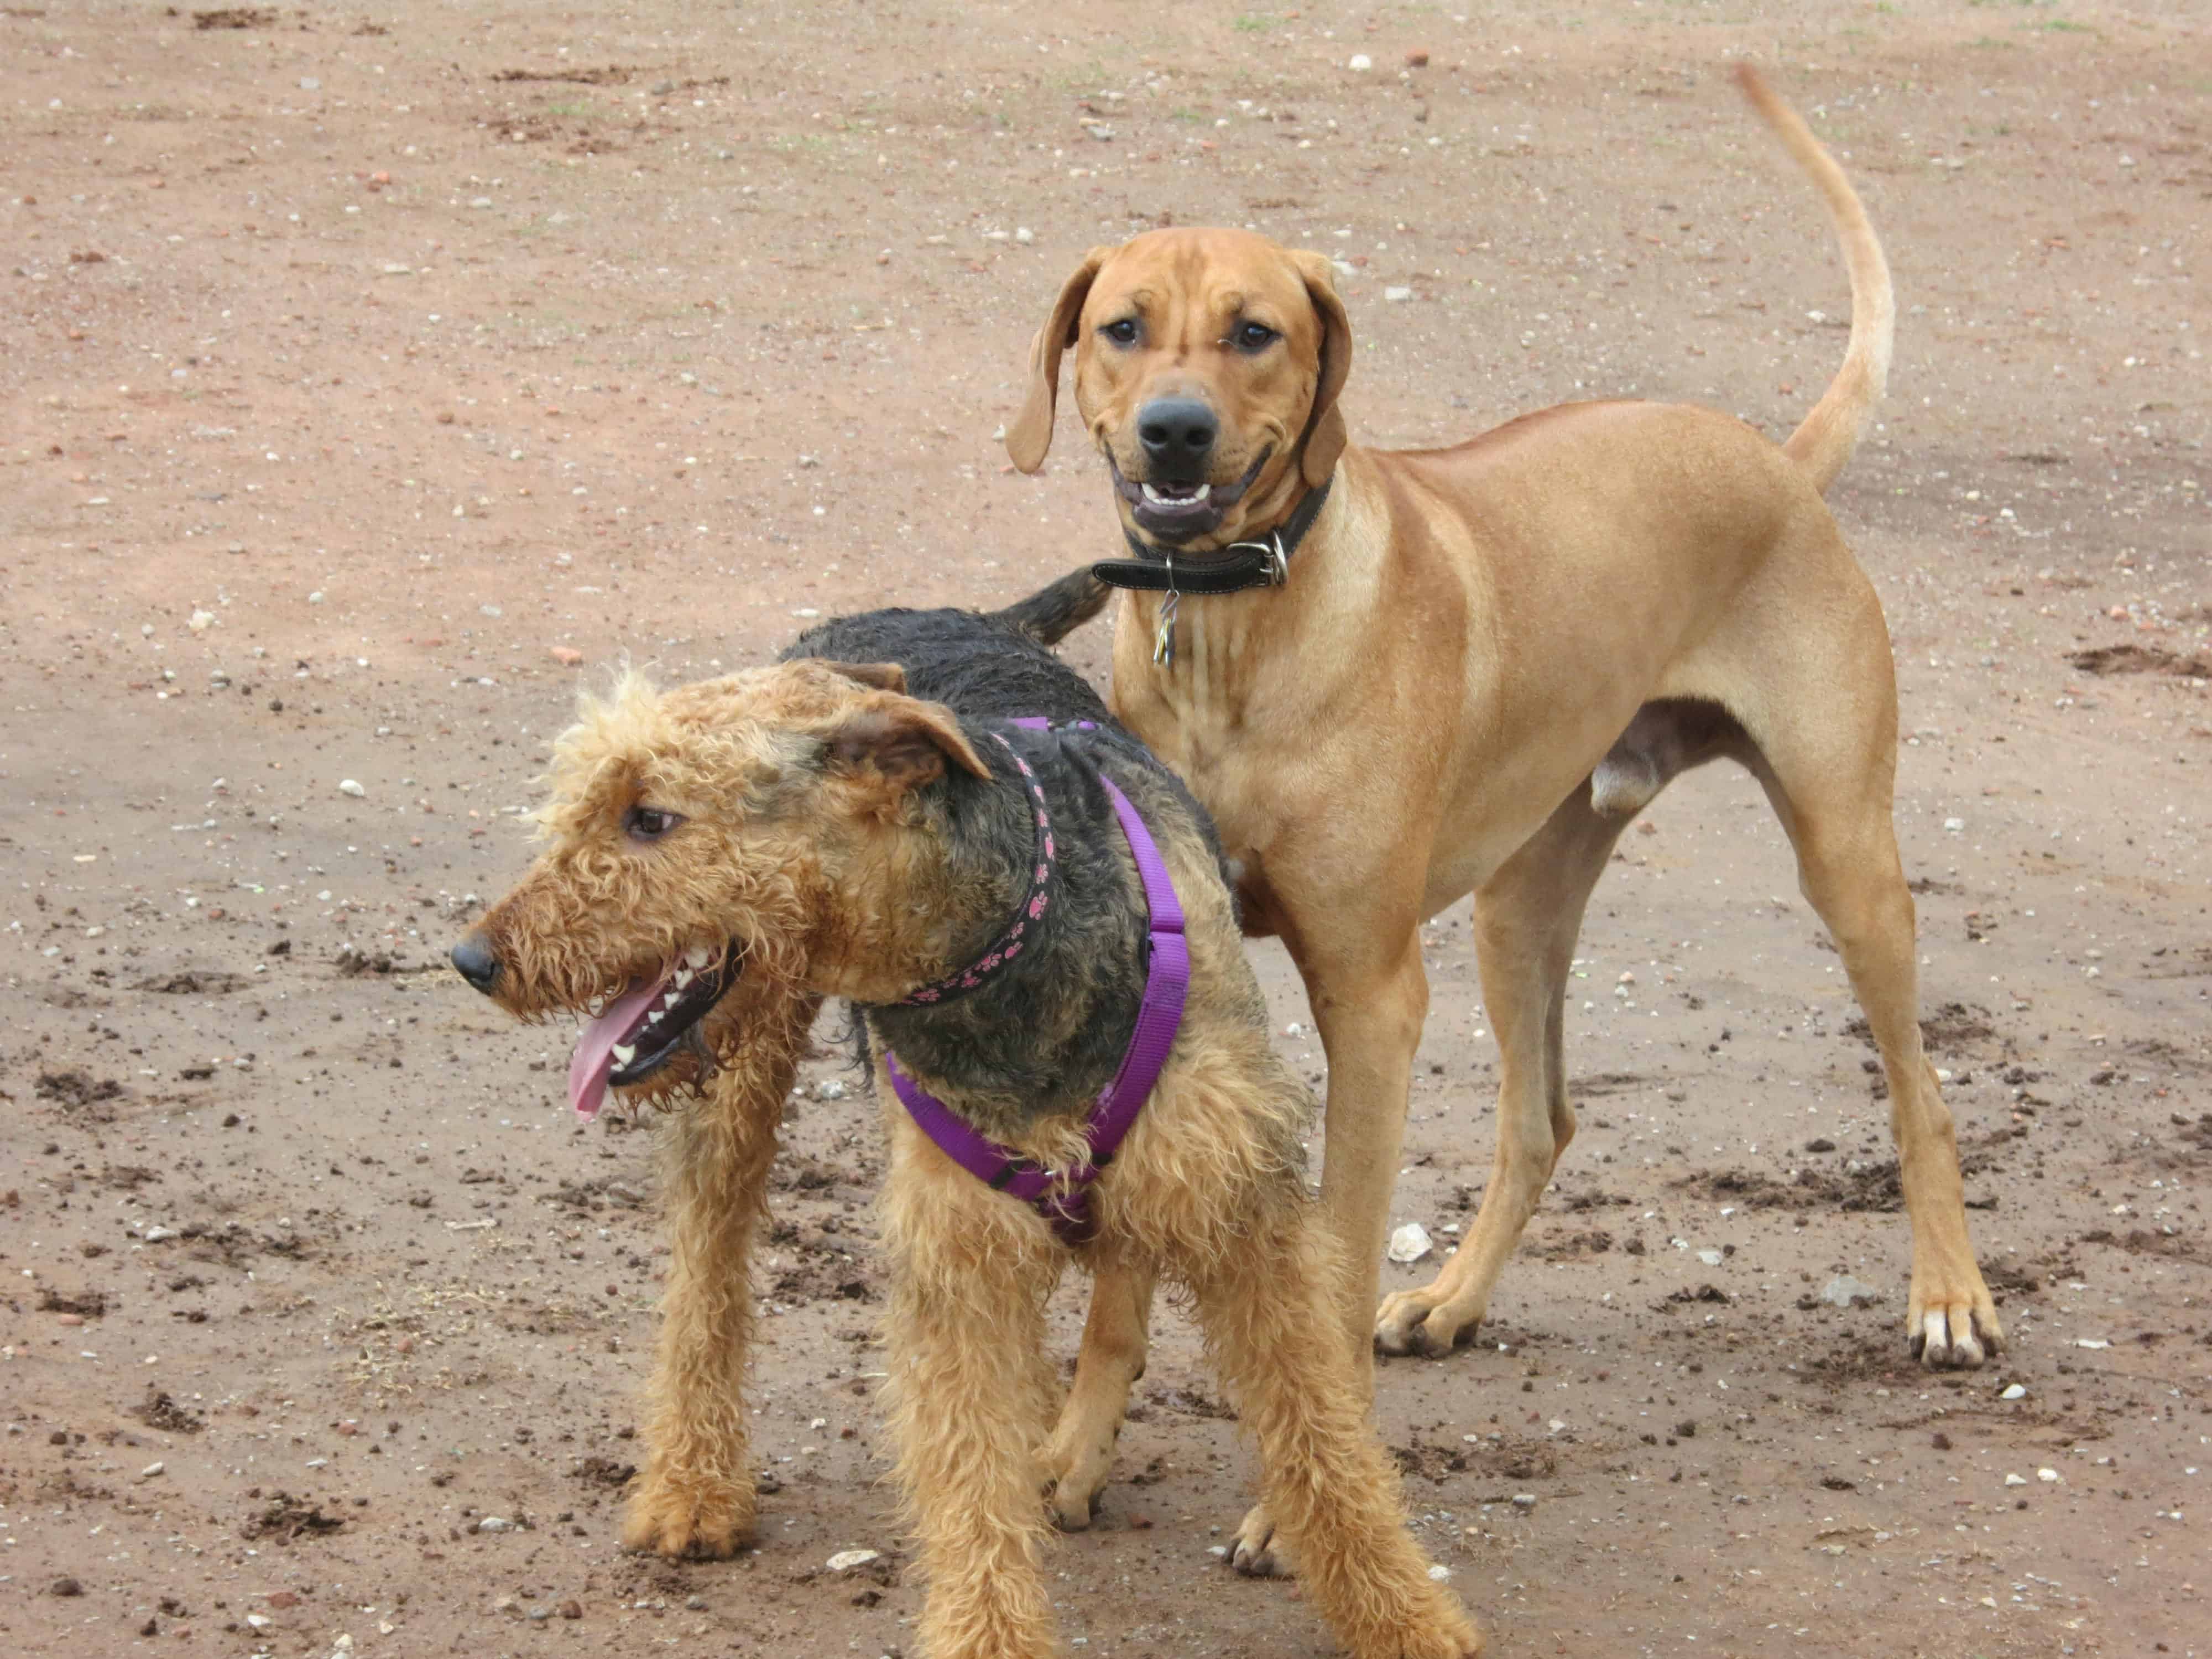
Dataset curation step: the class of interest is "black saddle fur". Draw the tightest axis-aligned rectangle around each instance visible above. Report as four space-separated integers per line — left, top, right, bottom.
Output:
781 570 1227 1138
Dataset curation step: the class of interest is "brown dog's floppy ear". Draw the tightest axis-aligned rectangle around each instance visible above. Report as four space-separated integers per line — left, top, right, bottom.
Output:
1289 250 1354 487
822 661 908 693
826 695 993 792
1006 246 1112 474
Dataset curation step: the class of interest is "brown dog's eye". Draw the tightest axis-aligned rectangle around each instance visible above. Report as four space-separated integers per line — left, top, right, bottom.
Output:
624 806 684 842
1232 321 1277 352
1100 317 1140 347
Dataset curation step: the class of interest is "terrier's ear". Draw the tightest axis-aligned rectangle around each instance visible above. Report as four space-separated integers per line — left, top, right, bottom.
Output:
1006 246 1113 474
1287 249 1353 487
825 696 993 791
821 661 908 693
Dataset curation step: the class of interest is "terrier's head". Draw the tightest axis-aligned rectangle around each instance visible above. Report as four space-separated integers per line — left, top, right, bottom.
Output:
451 659 992 1118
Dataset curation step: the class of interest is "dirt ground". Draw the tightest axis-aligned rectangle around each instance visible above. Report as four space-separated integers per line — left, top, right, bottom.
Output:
3 1 2208 1655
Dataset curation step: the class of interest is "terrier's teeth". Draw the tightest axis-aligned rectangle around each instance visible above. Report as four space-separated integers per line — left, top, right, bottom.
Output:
611 1044 635 1067
685 945 712 969
672 968 695 990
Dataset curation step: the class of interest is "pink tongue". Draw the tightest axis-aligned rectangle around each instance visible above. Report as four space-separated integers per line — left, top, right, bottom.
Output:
567 977 668 1121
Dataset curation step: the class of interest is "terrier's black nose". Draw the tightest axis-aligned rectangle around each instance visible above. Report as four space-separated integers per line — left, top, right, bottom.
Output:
450 932 502 993
1137 397 1218 472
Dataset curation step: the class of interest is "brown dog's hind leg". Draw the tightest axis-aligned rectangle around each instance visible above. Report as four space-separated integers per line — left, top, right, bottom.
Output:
1042 1256 1155 1531
1375 790 1627 1360
881 1115 1065 1659
1746 749 2002 1368
1193 1183 1482 1659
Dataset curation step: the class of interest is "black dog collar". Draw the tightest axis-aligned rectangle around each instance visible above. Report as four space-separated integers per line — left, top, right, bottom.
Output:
1092 474 1335 597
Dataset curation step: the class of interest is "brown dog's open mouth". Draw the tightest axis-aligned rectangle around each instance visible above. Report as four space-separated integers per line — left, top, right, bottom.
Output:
1111 448 1270 544
567 943 743 1119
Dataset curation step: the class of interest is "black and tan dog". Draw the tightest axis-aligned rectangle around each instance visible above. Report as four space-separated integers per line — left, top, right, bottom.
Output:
1004 65 2002 1573
451 581 1480 1659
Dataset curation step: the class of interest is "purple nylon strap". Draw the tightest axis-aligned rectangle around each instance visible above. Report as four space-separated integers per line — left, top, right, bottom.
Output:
885 726 1188 1248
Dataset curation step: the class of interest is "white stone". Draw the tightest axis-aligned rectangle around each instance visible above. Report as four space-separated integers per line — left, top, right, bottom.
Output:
827 1548 880 1572
1818 1274 1881 1308
1348 54 1374 71
1384 286 1415 303
2000 1383 2027 1401
1387 1222 1434 1264
338 779 367 797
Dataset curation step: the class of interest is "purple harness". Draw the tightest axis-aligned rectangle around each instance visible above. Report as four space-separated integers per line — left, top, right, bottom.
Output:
883 718 1190 1248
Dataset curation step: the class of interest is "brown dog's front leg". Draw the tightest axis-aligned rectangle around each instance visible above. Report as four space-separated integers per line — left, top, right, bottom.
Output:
1043 1255 1156 1531
1233 924 1430 1577
623 996 815 1558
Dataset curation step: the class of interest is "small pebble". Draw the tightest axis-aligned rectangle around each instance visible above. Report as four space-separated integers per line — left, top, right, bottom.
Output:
1384 286 1415 303
1511 1493 1537 1510
2000 1383 2027 1401
338 779 367 798
826 1548 880 1572
1348 53 1373 71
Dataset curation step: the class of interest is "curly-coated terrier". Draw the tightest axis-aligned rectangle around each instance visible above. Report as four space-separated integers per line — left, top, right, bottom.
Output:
451 573 1480 1659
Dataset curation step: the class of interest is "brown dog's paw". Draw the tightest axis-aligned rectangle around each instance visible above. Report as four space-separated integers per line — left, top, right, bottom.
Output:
620 1477 755 1559
1228 1502 1296 1578
1373 1287 1480 1360
1907 1263 2005 1371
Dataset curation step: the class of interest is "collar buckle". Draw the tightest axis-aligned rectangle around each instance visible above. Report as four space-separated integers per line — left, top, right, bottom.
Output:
1223 528 1290 586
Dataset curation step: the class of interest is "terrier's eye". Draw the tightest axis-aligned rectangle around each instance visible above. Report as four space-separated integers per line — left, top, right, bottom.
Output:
1232 321 1277 352
624 806 684 842
1099 317 1140 347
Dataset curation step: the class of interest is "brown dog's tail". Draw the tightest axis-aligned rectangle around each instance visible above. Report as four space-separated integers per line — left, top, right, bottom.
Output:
991 566 1112 645
1736 62 1894 495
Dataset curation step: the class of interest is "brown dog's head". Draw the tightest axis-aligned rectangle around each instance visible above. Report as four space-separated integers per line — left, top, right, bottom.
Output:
1005 227 1352 553
448 660 991 1119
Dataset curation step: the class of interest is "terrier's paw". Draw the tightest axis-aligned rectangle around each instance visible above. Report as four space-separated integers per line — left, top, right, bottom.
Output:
1908 1274 2005 1371
620 1474 755 1559
1382 1598 1485 1659
1228 1502 1296 1578
1374 1286 1480 1359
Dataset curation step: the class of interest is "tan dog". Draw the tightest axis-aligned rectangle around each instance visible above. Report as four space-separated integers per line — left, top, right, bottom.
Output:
1006 65 2002 1574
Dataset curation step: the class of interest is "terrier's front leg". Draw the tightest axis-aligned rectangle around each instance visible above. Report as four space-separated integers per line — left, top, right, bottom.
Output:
624 1074 786 1559
882 1121 1063 1657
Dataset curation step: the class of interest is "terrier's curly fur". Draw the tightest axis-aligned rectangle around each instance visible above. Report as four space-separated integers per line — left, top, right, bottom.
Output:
455 576 1480 1658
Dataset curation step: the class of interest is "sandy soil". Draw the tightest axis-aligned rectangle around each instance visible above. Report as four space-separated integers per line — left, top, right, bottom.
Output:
3 2 2208 1655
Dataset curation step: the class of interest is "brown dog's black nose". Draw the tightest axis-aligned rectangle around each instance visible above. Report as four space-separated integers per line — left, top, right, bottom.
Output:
450 932 501 993
1138 397 1218 474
